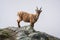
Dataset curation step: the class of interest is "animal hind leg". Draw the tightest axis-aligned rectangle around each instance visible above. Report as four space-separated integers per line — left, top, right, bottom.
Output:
17 18 22 28
18 21 20 28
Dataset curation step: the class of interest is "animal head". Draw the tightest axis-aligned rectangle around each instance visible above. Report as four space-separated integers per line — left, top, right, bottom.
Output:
35 7 42 14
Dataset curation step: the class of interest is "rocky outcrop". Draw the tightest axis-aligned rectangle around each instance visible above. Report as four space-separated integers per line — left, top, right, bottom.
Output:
0 25 60 40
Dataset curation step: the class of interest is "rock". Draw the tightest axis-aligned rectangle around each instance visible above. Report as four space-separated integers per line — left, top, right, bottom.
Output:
29 32 41 40
0 28 16 40
0 25 60 40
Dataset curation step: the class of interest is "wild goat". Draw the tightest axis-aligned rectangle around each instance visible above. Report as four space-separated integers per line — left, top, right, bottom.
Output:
17 7 42 28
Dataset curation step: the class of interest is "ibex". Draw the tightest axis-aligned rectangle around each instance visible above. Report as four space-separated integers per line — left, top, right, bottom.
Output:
17 7 42 28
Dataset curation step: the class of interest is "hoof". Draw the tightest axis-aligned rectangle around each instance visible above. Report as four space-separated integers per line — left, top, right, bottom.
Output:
18 25 21 28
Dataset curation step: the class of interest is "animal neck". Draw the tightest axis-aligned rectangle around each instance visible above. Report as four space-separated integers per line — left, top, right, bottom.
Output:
35 13 40 20
36 13 40 18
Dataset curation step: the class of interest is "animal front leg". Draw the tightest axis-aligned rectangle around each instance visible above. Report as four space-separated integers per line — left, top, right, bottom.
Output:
30 17 35 28
30 21 34 28
30 23 34 28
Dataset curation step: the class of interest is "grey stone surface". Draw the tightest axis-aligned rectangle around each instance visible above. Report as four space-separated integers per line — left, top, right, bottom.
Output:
0 25 60 40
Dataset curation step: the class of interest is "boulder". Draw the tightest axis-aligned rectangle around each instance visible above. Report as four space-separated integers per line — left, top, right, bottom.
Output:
0 25 60 40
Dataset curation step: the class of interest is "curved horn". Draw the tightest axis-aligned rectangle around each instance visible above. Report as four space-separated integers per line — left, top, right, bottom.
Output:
40 7 42 10
36 6 38 10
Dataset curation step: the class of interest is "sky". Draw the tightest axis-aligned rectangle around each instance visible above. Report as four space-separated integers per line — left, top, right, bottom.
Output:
0 0 60 38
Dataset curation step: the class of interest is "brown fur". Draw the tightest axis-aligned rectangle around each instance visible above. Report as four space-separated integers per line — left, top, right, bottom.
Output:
17 7 42 28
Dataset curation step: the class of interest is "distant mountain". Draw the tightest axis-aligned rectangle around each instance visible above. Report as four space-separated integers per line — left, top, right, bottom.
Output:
0 25 60 40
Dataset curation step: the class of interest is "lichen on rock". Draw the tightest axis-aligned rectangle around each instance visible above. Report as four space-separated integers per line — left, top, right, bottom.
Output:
0 25 60 40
